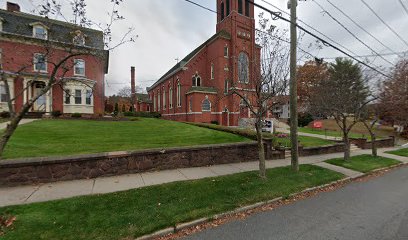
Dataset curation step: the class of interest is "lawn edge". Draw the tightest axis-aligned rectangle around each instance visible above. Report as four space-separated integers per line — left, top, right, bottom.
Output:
324 154 403 173
136 162 408 240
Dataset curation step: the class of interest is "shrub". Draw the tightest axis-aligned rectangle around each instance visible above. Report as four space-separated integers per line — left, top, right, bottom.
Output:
123 111 134 117
0 111 10 118
298 113 314 127
71 113 82 118
51 110 62 118
210 121 219 125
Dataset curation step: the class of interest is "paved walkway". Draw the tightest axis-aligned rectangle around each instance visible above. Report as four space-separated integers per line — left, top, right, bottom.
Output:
0 147 406 207
0 119 38 130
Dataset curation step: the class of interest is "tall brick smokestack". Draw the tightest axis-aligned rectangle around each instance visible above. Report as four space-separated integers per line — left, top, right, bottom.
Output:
131 66 136 111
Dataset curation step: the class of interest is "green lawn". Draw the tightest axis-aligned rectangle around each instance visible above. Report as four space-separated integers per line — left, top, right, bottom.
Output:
325 154 401 173
299 127 377 140
276 135 334 148
0 165 344 240
386 148 408 157
187 122 333 148
3 119 251 159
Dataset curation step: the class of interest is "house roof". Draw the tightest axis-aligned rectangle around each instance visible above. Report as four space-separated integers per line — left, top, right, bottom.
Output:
186 86 218 95
148 30 231 90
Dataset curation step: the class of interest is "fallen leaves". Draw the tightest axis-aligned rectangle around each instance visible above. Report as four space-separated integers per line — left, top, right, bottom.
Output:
0 215 16 236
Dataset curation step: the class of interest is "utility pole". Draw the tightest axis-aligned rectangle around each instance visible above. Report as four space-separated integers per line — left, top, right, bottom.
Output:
289 0 299 172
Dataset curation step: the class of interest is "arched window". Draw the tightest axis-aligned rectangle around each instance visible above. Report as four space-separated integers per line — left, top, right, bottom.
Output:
153 93 156 111
238 52 249 83
226 0 230 16
220 2 225 20
192 74 201 87
162 87 166 110
189 97 193 112
238 0 243 14
157 90 161 111
177 81 181 107
169 87 173 108
202 97 211 112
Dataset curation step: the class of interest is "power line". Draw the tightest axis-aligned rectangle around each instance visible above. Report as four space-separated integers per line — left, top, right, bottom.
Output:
325 0 401 58
312 0 394 66
184 0 320 61
260 0 363 61
360 0 408 48
249 0 391 78
183 0 391 78
398 0 408 18
324 50 408 59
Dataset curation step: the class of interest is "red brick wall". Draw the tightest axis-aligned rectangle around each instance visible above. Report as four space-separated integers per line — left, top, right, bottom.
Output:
1 39 106 114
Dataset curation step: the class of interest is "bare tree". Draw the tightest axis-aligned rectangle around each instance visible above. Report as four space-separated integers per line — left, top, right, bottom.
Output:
116 86 143 98
226 14 296 178
379 58 408 138
0 0 136 158
310 58 371 161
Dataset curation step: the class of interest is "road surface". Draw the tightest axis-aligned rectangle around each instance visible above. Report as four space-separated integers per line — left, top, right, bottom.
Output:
184 166 408 240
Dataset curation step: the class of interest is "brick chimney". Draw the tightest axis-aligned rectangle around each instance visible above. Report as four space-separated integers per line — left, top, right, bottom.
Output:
131 66 136 110
7 2 20 12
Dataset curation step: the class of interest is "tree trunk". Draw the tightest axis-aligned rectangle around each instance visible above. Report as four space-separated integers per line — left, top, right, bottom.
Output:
255 120 266 179
371 133 377 157
343 134 351 161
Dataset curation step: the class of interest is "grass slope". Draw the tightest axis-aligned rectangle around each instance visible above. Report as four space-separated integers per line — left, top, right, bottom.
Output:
0 165 344 240
3 119 250 159
299 127 377 140
325 154 401 173
386 148 408 157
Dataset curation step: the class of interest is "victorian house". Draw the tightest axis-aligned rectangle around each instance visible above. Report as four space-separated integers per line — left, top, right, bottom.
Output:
0 2 108 116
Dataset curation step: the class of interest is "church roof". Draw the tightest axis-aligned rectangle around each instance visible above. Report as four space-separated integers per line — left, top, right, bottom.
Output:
148 30 231 90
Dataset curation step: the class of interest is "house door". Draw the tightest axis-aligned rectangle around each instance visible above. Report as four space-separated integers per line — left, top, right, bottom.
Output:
33 82 46 112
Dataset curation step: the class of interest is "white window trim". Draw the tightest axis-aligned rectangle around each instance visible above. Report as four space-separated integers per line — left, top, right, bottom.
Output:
177 81 182 107
33 53 47 73
0 18 3 32
169 87 173 109
224 46 229 58
211 63 215 80
74 89 82 105
74 59 86 76
201 98 211 112
85 90 92 105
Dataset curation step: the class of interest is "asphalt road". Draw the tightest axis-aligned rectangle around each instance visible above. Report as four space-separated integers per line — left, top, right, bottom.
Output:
184 166 408 240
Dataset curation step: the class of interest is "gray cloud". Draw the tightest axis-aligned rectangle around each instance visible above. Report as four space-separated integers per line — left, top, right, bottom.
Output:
2 0 407 95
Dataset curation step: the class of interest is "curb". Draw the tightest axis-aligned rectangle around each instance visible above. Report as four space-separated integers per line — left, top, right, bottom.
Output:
134 162 407 240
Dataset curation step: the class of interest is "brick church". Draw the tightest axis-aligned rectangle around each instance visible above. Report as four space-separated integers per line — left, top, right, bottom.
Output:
147 0 261 126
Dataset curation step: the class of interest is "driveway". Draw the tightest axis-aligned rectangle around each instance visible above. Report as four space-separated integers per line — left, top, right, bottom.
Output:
184 166 408 240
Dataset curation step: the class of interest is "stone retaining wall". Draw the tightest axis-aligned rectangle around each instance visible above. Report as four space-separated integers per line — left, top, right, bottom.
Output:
299 143 345 156
0 142 265 187
349 137 395 149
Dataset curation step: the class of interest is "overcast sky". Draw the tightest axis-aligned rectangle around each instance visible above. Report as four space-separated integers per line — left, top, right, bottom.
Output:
2 0 408 95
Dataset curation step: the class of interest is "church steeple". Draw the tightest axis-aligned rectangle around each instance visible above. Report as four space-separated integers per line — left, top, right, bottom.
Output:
216 0 254 33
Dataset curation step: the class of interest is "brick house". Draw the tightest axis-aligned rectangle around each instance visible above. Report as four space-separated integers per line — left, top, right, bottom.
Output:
0 2 108 116
147 0 261 126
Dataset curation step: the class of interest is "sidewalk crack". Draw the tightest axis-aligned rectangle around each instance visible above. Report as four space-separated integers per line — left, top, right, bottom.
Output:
24 185 42 202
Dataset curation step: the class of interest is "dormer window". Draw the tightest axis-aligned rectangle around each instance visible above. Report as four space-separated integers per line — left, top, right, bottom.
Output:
73 30 86 46
30 22 48 40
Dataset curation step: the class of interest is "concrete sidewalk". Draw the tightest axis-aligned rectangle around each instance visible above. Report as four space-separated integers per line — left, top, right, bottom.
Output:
0 119 38 130
0 147 406 207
